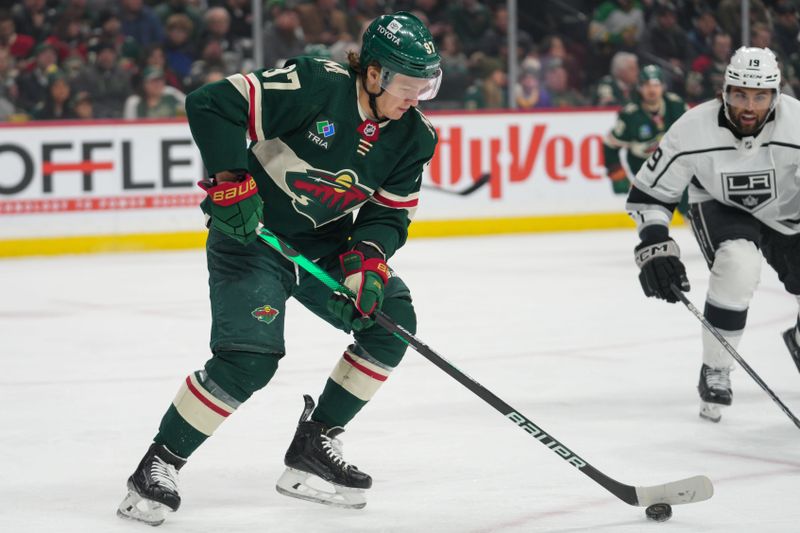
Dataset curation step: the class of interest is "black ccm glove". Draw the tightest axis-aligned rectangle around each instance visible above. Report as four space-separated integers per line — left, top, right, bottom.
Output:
634 238 690 303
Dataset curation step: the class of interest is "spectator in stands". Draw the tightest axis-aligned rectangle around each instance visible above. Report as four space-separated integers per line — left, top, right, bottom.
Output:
773 3 799 60
592 50 638 106
184 38 229 93
120 0 163 49
716 0 769 44
478 5 533 61
32 71 76 120
434 29 470 108
0 10 35 62
154 0 202 43
542 58 587 108
687 7 718 59
0 46 17 120
515 66 550 109
296 0 350 46
464 57 507 109
448 0 492 55
141 44 183 92
49 13 89 63
15 41 59 114
89 10 140 64
262 2 305 70
685 31 731 103
199 7 244 74
163 13 196 80
221 0 253 41
71 90 93 119
124 66 185 119
73 42 132 118
540 34 583 91
637 2 688 77
588 0 644 50
11 0 55 44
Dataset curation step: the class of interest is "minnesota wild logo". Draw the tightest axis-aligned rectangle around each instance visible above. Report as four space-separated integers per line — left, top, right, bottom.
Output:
286 168 373 227
251 305 280 324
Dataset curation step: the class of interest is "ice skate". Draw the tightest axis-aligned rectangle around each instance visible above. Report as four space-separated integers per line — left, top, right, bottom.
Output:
276 395 371 509
783 327 800 374
117 443 186 526
698 364 732 423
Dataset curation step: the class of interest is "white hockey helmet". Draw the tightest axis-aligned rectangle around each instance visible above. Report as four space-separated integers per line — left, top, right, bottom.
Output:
722 47 781 125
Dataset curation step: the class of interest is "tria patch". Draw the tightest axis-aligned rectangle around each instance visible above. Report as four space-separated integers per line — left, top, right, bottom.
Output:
286 168 373 227
316 120 335 138
251 305 280 324
358 119 380 143
306 118 335 149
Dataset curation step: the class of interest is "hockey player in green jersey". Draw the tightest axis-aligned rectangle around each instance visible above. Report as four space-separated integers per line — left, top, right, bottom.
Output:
603 65 688 195
117 12 441 525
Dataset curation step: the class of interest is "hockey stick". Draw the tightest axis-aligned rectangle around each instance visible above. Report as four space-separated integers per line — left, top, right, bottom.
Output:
421 172 491 196
257 227 714 507
670 284 800 430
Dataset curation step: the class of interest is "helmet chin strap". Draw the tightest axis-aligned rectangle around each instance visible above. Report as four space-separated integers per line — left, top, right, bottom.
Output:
361 74 387 121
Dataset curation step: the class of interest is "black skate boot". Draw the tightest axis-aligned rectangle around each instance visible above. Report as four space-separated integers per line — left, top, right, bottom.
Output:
117 443 187 526
698 364 732 423
275 395 371 509
782 326 800 374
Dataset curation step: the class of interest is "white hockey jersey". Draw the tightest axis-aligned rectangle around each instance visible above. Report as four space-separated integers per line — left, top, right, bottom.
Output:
627 94 800 236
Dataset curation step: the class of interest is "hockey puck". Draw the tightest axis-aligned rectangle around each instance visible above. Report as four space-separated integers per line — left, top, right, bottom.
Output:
645 503 672 522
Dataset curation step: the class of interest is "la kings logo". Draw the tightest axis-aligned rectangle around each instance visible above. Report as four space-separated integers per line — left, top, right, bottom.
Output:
721 169 776 212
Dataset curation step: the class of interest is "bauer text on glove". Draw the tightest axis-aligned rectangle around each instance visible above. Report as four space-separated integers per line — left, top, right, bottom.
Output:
198 174 263 245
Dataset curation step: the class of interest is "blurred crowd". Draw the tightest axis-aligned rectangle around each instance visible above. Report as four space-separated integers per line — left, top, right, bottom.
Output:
1 0 799 121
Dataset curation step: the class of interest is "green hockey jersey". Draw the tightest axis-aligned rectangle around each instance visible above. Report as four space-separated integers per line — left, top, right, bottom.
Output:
603 92 687 174
185 56 438 260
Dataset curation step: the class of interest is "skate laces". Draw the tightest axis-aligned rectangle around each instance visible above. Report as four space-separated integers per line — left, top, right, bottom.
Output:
705 367 731 390
320 434 350 469
150 457 180 493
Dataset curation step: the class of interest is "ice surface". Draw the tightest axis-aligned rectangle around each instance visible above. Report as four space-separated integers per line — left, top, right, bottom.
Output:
2 227 799 532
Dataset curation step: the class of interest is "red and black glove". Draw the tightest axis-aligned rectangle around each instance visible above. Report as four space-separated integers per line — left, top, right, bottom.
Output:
328 242 390 332
198 173 263 244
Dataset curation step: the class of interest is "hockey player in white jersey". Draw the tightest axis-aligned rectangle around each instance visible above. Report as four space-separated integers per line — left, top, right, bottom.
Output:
626 47 800 423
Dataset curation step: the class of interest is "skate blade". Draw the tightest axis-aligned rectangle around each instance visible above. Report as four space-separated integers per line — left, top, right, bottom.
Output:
117 489 168 526
275 467 366 509
699 402 722 423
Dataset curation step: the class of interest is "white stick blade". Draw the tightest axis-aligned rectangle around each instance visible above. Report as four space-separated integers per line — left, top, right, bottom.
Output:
635 475 714 506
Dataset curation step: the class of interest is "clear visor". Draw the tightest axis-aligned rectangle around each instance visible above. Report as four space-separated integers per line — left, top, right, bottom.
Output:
379 68 442 101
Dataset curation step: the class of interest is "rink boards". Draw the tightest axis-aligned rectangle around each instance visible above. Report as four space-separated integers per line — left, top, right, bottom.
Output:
0 109 656 257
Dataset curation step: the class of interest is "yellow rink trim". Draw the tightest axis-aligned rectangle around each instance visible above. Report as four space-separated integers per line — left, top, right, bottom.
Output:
0 212 685 258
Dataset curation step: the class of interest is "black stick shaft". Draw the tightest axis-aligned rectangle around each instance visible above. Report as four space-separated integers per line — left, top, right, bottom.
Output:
373 312 640 504
670 284 800 430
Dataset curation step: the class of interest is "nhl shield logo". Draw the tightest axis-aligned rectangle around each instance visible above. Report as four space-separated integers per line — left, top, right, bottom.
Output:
721 169 776 212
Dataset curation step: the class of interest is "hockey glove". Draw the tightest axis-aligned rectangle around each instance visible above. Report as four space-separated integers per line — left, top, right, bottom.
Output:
328 242 390 332
198 174 263 245
634 238 690 303
607 164 630 194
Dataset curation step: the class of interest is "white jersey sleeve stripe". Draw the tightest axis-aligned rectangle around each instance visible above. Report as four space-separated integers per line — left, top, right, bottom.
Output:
244 73 266 142
225 73 266 142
